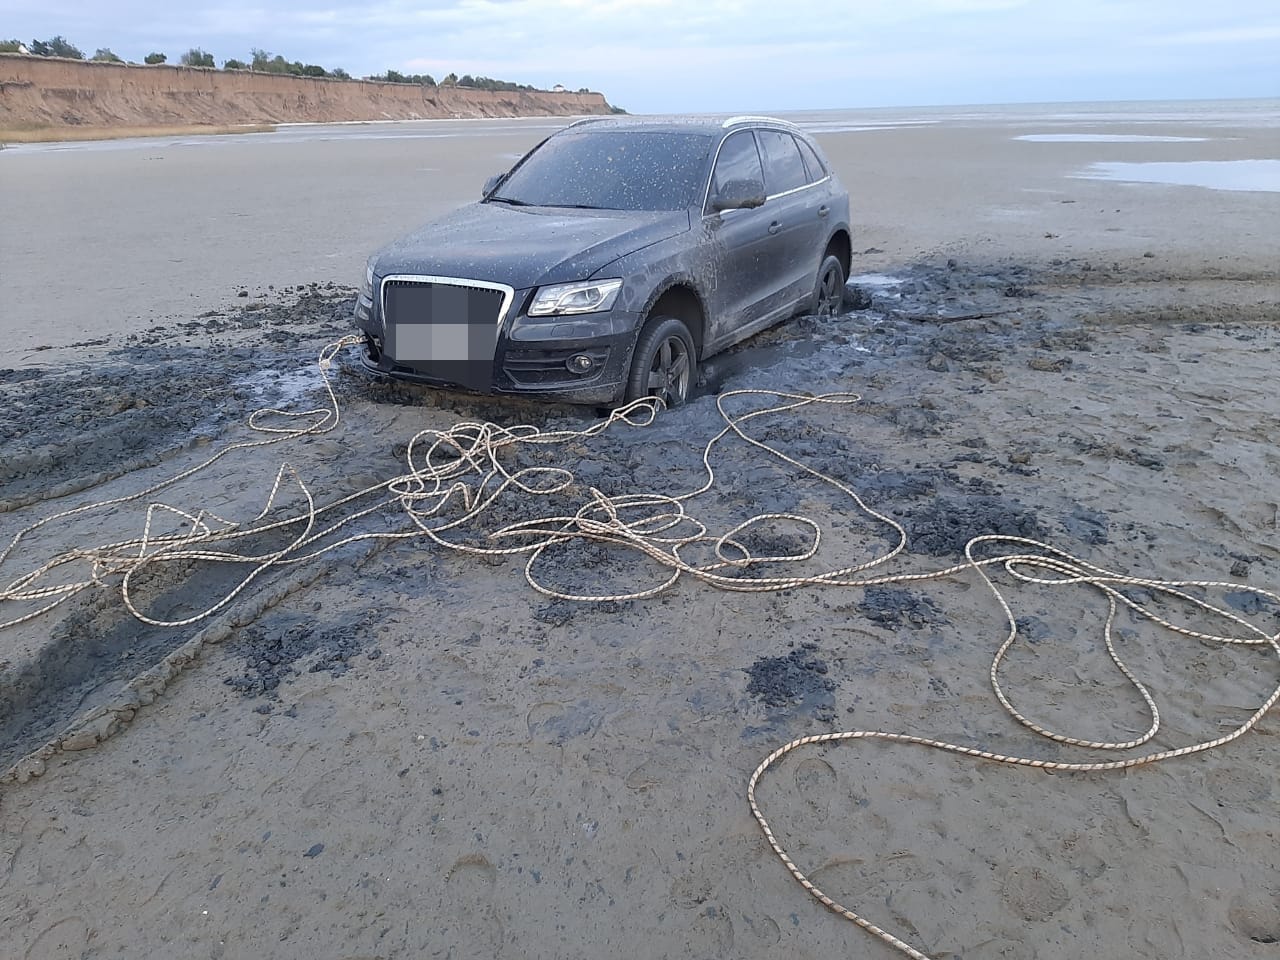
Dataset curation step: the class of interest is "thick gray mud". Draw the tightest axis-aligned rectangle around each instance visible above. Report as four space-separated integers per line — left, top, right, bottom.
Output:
2 257 1277 772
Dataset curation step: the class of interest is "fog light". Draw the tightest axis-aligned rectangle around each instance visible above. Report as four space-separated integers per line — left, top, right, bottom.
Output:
566 354 594 374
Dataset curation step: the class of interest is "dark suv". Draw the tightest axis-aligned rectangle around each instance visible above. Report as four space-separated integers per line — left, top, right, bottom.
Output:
355 116 851 406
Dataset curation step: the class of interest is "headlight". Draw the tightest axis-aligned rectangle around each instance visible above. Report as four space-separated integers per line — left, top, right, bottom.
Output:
528 279 622 317
361 259 376 298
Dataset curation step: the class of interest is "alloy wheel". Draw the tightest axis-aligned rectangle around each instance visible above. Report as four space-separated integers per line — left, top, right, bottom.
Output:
646 336 691 406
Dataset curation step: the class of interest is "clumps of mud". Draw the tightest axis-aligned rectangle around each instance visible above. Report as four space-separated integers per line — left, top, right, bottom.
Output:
858 586 946 628
1062 505 1110 545
1070 436 1166 471
130 283 357 348
745 643 836 709
897 495 1047 557
223 609 383 701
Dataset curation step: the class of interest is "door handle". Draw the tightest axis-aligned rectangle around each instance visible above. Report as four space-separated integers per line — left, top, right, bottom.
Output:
818 205 830 218
768 221 781 235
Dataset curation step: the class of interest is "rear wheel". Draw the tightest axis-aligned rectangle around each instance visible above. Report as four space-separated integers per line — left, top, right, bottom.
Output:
813 254 846 319
625 315 696 408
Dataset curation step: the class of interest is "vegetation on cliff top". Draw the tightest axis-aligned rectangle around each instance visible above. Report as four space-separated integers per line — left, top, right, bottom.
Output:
0 36 597 95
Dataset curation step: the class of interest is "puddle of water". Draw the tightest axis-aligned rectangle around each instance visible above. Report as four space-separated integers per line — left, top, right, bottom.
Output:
849 273 905 288
1015 134 1210 143
237 367 324 407
797 120 940 134
1074 159 1280 192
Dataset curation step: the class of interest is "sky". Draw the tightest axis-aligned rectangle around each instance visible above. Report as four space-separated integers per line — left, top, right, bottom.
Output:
1 1 1277 113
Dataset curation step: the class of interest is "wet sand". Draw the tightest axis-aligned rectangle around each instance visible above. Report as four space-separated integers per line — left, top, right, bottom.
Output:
1 103 1279 959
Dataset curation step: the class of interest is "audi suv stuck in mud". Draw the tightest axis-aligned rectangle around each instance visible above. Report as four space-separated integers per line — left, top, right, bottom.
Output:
354 115 852 407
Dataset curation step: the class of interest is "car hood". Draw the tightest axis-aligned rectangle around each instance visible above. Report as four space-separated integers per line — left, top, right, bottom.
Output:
373 203 690 290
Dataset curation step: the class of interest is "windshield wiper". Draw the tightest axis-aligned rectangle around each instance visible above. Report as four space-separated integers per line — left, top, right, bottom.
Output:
552 203 610 210
487 195 534 206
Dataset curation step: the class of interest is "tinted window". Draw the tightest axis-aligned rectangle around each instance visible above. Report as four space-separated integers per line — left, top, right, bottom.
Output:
796 137 827 183
708 131 764 201
756 130 808 195
492 131 713 211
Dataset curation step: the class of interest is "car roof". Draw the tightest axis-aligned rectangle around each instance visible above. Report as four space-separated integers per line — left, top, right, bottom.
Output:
563 115 803 137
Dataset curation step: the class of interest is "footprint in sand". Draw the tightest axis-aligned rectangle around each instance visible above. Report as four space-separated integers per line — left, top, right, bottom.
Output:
684 903 735 954
25 916 90 960
441 853 503 953
1000 864 1071 922
794 756 837 821
1229 890 1280 945
1204 765 1272 806
526 701 599 745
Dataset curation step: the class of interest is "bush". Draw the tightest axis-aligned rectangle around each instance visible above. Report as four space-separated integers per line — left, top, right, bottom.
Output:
223 58 247 70
180 48 215 68
331 67 350 80
372 69 434 85
30 36 84 59
92 48 123 63
0 39 23 53
144 52 166 64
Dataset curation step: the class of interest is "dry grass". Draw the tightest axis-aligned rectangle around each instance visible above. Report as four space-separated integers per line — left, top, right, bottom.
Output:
0 122 276 144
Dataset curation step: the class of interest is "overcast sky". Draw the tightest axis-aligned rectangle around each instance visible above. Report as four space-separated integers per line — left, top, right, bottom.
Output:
2 1 1276 113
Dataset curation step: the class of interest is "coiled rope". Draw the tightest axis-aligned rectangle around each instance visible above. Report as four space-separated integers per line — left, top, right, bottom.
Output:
2 337 1277 959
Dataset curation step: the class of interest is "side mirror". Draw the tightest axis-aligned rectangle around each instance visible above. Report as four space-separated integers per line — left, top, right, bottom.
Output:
482 173 505 197
711 178 766 212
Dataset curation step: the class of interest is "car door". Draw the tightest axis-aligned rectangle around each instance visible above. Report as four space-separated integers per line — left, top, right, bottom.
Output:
755 129 830 310
698 130 776 348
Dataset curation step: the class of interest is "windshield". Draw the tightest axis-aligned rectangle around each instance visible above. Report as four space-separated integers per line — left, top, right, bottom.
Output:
491 131 714 211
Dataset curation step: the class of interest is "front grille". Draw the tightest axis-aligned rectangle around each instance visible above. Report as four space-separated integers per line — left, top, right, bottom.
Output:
381 277 508 332
378 275 514 391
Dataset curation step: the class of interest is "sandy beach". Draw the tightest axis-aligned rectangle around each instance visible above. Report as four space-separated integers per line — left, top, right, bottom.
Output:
1 101 1278 960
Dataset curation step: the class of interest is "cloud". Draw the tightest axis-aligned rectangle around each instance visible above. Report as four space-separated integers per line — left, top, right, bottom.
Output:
1140 24 1280 46
2 0 1277 110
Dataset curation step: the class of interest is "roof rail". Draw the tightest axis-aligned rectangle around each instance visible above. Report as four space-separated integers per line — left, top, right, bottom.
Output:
567 116 608 128
722 115 798 129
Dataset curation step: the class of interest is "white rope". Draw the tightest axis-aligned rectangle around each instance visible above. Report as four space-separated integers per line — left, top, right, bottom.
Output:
2 337 1276 959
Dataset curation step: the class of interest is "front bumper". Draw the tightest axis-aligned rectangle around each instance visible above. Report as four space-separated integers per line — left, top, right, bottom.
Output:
354 286 639 405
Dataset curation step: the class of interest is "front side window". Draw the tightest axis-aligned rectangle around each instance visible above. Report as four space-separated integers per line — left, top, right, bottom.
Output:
708 130 764 203
756 129 808 195
490 131 714 211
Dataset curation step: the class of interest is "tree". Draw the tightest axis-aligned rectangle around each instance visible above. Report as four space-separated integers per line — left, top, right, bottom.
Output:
442 72 457 85
250 48 272 70
0 39 23 53
30 36 84 59
458 74 475 87
144 52 167 64
180 48 215 67
331 67 350 80
92 48 123 63
223 58 247 70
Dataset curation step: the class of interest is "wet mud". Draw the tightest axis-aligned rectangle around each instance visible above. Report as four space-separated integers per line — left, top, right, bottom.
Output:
3 252 1279 960
2 257 1278 774
0 286 355 509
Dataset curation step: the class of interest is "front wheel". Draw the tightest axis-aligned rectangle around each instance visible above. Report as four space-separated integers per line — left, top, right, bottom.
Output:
625 315 696 408
813 254 847 319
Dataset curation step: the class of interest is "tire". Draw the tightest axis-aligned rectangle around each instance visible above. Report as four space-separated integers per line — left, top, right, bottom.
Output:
625 315 696 408
813 253 846 319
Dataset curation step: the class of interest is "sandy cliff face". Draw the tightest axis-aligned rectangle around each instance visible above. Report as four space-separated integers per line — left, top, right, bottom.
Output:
0 54 612 127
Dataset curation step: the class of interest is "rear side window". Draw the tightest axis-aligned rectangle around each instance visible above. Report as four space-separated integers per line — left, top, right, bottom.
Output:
796 137 828 183
708 131 764 201
756 129 808 195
